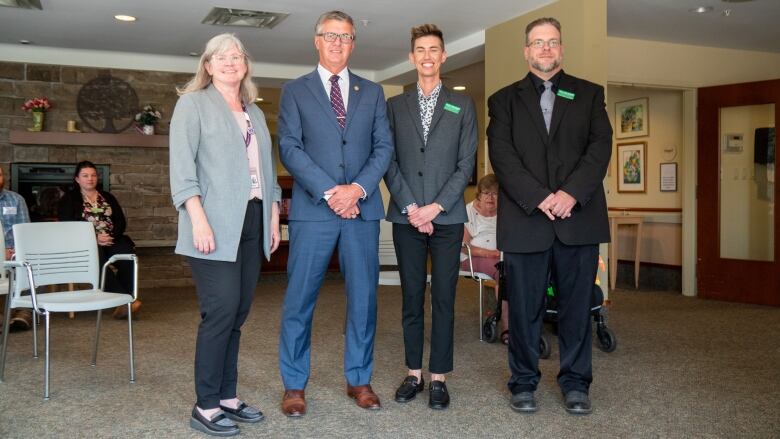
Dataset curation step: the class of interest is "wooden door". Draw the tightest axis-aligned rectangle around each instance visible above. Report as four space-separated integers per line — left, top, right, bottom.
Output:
697 79 779 305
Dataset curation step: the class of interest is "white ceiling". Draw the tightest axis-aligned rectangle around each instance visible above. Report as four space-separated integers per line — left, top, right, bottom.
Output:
0 0 778 86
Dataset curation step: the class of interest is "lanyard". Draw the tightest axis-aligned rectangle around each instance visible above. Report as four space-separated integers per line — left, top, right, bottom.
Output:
241 104 255 148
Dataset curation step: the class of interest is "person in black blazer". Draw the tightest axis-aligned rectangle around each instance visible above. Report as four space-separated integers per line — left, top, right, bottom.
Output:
487 17 612 415
384 24 477 410
57 160 140 318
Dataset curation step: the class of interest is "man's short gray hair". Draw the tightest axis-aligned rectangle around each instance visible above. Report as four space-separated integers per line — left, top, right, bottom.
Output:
314 10 355 39
524 17 562 45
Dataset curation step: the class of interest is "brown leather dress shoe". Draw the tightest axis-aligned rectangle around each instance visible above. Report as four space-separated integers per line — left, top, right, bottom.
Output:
281 389 306 417
346 384 381 410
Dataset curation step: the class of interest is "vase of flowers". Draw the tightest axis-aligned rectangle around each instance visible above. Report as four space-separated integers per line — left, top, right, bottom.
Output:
135 104 162 135
21 97 52 132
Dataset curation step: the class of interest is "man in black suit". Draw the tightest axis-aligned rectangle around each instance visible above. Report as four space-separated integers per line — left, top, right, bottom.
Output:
384 24 476 410
487 17 612 415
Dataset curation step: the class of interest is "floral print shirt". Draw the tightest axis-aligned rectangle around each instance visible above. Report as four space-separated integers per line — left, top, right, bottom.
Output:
82 193 114 235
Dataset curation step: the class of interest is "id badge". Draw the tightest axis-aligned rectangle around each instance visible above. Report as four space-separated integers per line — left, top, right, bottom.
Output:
2 206 17 215
249 168 261 189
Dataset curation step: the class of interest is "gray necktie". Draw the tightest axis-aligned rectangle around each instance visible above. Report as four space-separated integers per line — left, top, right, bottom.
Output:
541 80 554 132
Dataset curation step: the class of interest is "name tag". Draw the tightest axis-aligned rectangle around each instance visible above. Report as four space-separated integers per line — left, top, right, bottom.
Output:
556 89 575 100
2 206 17 215
249 168 261 189
443 103 461 114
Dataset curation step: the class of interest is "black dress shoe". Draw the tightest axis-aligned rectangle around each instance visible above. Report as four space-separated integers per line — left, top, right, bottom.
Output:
190 406 240 437
220 401 264 423
428 380 450 410
510 391 538 413
564 390 592 415
395 376 424 403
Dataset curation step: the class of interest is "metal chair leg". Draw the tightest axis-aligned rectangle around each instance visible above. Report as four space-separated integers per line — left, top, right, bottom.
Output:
91 309 103 366
0 294 12 381
478 279 484 341
127 304 135 383
43 311 50 400
32 308 39 359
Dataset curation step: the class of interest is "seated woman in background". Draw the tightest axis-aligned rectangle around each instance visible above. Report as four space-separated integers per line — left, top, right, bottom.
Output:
461 174 507 344
57 160 140 318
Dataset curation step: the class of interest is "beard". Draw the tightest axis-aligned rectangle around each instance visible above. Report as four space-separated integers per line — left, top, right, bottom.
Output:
531 57 561 73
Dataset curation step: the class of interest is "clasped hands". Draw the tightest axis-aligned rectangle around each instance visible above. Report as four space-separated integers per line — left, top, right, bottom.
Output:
537 190 576 221
325 184 362 219
407 204 440 235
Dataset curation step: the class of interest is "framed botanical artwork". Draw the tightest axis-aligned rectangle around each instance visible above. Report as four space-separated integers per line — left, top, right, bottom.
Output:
617 142 646 193
615 97 649 139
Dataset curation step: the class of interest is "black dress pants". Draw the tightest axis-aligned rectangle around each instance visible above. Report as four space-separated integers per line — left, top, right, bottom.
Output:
393 222 463 374
98 235 135 295
188 199 263 409
504 238 598 395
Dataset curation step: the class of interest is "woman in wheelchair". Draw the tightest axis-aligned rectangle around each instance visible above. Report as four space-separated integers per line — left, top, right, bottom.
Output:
460 174 507 343
57 160 140 318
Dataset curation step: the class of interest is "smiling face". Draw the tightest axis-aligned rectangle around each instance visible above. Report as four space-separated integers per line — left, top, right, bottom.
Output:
409 35 447 81
315 19 355 74
74 166 98 192
205 44 248 88
524 23 563 79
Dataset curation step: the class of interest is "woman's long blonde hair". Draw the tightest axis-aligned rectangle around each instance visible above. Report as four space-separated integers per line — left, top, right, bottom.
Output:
177 33 258 103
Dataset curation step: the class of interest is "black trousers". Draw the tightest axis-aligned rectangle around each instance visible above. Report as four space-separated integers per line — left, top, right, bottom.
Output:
505 239 598 395
98 235 135 295
188 200 263 409
393 222 463 374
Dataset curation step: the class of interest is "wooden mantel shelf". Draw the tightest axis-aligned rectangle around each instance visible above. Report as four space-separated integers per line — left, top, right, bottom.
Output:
9 130 169 148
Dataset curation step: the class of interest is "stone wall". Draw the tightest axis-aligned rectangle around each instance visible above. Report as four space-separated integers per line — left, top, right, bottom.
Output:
0 61 193 286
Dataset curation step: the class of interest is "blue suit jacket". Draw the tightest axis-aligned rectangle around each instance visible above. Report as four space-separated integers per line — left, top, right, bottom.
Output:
278 69 393 221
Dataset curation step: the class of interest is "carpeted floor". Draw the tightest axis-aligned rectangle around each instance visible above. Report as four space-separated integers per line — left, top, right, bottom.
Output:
0 277 778 438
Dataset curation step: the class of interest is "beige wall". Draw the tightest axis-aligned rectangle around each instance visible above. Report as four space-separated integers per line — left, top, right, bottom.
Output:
609 37 780 88
719 104 775 261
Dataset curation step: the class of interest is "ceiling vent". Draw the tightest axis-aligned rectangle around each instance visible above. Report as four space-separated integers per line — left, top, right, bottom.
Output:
202 7 288 29
0 0 42 9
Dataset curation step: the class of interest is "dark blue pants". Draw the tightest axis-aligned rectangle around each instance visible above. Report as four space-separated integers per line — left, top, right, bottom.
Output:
189 199 263 409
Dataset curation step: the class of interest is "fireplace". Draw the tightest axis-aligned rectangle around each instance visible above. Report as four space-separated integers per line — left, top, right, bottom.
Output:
10 163 110 221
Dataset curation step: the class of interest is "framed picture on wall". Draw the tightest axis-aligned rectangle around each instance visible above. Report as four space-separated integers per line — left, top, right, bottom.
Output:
615 97 649 139
617 142 646 192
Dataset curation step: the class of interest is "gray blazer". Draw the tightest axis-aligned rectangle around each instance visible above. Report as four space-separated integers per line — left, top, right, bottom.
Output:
169 84 282 261
384 86 477 224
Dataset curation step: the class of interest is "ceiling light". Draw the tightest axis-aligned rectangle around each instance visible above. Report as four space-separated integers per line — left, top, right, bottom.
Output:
114 14 137 22
689 6 714 13
19 39 32 44
255 97 264 102
721 0 754 3
453 86 466 91
189 52 200 57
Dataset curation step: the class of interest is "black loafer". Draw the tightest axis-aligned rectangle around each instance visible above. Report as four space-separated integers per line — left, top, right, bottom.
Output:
220 401 264 423
429 380 450 410
510 391 538 413
190 406 240 437
395 376 424 403
564 390 592 415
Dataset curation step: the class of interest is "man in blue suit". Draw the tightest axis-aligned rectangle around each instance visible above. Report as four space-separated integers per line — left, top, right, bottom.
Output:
277 10 393 417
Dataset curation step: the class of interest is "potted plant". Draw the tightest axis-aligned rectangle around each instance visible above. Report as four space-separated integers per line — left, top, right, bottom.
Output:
21 97 52 132
135 104 162 135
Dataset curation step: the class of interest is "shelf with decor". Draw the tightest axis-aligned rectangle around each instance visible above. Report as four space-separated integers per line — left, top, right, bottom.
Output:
9 130 168 148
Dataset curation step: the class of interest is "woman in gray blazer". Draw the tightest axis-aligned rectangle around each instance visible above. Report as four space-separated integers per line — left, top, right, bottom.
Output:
169 33 282 437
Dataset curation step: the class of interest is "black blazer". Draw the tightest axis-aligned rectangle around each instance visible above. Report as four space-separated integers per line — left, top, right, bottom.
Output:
57 189 130 240
487 71 612 253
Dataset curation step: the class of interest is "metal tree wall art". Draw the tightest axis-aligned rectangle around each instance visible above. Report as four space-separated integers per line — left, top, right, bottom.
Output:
77 72 139 133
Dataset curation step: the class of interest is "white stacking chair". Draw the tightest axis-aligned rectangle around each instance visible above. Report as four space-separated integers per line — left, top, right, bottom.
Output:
377 219 432 286
460 243 499 341
0 221 139 400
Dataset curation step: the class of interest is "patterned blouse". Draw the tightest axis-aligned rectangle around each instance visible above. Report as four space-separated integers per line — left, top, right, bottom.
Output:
81 193 114 235
417 82 442 145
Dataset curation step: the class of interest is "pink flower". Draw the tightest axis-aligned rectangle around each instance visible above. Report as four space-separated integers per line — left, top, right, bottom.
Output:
21 96 52 112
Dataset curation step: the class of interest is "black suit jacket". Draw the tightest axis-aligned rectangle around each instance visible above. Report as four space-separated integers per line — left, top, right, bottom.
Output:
487 71 612 253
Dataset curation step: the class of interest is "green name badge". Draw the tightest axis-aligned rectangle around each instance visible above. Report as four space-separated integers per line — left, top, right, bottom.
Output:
443 103 461 114
556 89 575 100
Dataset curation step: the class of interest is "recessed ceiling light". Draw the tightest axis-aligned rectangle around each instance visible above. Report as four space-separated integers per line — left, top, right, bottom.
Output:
453 86 466 91
255 97 264 102
18 39 32 44
189 52 200 57
689 6 714 13
114 14 136 22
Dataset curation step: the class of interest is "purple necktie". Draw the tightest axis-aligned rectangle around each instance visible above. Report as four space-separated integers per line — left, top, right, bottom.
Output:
329 74 346 129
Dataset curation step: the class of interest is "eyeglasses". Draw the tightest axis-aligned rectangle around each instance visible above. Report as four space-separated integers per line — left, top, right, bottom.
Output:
317 32 355 44
211 55 244 65
527 39 561 49
479 191 498 198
